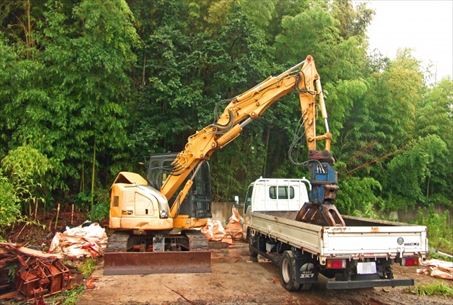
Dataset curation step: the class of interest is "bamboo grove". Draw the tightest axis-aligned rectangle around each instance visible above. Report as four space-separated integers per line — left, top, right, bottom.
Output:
0 0 451 250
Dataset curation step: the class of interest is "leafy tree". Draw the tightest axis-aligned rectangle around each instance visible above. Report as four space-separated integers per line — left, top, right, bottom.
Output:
416 79 453 204
0 0 450 230
1 146 51 215
0 173 20 230
331 0 374 40
384 135 447 209
39 0 138 194
268 0 309 41
339 50 424 178
1 0 139 209
0 34 49 156
337 176 382 218
240 0 277 31
275 6 338 69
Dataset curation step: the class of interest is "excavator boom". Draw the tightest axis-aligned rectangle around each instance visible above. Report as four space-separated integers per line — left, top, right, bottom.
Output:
162 56 334 220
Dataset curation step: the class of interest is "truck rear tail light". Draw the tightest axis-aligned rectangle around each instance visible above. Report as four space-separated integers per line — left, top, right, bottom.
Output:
402 257 419 266
326 259 346 269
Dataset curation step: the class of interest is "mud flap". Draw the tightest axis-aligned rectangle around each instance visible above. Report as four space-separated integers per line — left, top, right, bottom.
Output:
103 251 211 275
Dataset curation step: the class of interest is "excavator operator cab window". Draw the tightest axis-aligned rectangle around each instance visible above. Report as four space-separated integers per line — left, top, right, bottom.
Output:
113 196 119 207
147 153 212 219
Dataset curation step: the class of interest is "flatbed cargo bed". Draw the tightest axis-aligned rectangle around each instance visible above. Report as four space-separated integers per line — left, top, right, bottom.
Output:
249 212 428 264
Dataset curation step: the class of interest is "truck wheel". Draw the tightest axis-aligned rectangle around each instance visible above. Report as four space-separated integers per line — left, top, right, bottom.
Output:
299 261 314 291
248 234 258 262
280 250 300 291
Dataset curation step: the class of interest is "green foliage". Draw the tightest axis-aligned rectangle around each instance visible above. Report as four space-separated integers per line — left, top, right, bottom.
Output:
429 251 453 262
416 209 453 253
61 285 85 305
78 258 97 278
331 0 374 40
76 188 109 219
416 79 453 204
384 135 447 207
240 0 277 30
337 176 383 217
275 6 338 67
0 173 20 228
1 146 51 206
0 0 450 233
211 129 266 201
410 282 453 297
89 202 110 222
40 0 138 186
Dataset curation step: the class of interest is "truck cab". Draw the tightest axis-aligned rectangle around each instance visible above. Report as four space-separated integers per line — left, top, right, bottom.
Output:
243 178 311 234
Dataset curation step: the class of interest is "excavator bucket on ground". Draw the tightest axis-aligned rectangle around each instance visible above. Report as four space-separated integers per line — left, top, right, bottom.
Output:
103 231 211 275
103 251 211 275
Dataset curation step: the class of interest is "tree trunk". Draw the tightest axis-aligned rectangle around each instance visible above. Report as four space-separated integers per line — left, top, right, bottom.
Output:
91 139 96 212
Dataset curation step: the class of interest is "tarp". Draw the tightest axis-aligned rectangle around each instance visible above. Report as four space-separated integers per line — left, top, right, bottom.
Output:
201 207 244 244
225 207 244 241
201 219 226 241
49 222 108 259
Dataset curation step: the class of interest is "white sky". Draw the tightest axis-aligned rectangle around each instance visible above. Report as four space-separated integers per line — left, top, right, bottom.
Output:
357 0 453 83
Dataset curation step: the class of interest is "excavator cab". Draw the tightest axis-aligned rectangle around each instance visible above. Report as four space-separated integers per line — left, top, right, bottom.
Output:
147 153 212 220
105 155 212 275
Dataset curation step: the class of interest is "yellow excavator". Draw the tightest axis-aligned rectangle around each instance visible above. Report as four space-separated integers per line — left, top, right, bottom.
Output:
104 55 344 275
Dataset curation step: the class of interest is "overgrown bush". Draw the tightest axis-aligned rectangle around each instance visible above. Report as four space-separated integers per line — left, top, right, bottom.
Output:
0 174 20 230
416 208 453 253
77 189 110 222
1 146 51 215
89 202 110 222
78 258 97 278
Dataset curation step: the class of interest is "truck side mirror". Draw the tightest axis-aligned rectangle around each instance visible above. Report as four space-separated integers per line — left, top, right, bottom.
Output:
234 195 239 205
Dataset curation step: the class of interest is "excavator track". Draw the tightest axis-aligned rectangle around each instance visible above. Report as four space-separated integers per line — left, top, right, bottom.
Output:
104 231 211 275
186 231 209 250
105 232 129 252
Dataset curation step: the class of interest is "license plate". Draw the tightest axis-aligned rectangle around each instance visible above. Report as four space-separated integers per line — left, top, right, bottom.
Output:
357 262 376 274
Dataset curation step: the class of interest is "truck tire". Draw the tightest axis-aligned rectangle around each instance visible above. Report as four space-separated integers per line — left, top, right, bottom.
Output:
280 250 300 291
299 260 314 291
248 231 258 262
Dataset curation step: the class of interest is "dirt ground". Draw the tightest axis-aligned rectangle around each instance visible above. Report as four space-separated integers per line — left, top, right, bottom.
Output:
78 242 452 305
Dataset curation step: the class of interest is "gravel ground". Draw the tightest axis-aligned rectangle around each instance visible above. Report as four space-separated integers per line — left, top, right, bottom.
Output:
78 242 452 305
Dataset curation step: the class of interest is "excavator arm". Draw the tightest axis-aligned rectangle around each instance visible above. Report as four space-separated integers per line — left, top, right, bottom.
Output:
162 56 338 224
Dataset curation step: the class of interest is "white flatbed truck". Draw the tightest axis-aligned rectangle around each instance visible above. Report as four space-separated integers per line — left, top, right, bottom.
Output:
243 178 428 291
